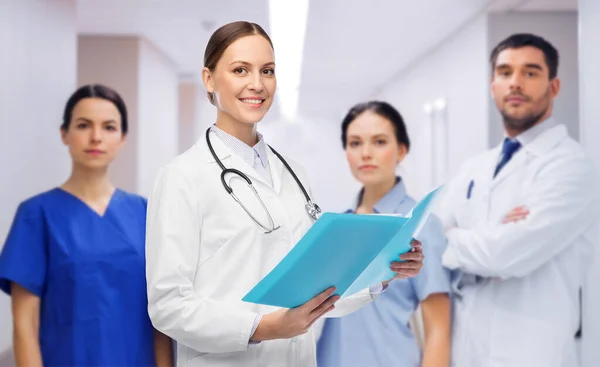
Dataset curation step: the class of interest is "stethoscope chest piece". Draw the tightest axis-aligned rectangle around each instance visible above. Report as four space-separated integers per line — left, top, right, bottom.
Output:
305 201 322 220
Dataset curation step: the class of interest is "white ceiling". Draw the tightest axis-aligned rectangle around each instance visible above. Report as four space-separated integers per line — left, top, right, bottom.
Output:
298 0 491 117
489 0 577 12
76 0 271 75
76 0 578 120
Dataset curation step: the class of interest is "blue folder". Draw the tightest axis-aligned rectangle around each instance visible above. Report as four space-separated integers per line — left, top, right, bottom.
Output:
242 186 442 308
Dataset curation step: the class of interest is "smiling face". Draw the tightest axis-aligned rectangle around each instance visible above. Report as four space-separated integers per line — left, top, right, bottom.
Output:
344 111 407 187
491 46 560 135
60 97 126 170
202 34 276 126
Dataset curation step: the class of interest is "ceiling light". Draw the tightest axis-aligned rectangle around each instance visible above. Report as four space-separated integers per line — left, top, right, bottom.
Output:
268 0 310 122
433 97 447 111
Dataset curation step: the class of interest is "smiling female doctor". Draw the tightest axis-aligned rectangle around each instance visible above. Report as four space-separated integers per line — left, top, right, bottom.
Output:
145 21 425 367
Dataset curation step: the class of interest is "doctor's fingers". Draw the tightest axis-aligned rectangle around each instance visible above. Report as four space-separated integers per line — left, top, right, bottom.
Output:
506 206 529 215
399 251 424 262
502 214 528 223
391 255 423 276
390 260 422 272
307 300 337 328
391 267 421 279
309 294 340 319
302 286 336 312
502 208 530 223
410 239 423 252
393 270 420 279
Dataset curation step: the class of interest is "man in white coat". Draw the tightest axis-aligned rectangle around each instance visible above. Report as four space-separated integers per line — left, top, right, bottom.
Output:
438 33 598 367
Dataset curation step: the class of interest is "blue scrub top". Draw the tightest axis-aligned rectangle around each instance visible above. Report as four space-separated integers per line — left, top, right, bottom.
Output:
0 188 156 366
316 178 451 367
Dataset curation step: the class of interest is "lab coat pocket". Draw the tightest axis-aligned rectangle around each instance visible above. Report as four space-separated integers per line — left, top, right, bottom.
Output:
186 348 256 367
455 196 481 229
199 185 273 265
198 206 256 266
491 310 563 366
186 347 207 364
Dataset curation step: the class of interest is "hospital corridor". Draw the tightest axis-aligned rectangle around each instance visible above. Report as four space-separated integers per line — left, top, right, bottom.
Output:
1 0 600 366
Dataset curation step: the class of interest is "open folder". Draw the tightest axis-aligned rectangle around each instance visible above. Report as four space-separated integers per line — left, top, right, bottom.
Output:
242 186 443 308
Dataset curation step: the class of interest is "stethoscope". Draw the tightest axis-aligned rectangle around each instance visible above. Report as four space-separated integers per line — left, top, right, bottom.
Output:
206 128 322 233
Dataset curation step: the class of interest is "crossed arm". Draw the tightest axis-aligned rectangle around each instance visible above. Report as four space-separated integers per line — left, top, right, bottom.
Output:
442 157 598 279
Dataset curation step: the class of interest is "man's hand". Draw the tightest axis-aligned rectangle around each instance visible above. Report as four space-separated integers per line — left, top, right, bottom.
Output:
502 206 529 224
250 287 339 341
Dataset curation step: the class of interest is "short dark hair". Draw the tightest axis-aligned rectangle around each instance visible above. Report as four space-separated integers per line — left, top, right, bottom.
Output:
62 84 128 134
341 101 410 151
490 33 559 79
204 21 273 105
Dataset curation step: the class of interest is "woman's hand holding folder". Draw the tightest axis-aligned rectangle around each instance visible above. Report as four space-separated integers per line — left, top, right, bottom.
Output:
383 239 424 286
250 287 340 341
250 239 424 341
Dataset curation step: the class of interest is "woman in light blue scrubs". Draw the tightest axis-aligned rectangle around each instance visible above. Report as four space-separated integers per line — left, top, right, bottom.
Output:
0 85 172 366
316 101 451 367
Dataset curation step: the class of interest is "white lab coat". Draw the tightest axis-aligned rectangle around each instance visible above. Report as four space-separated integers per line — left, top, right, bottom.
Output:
437 123 598 367
145 132 375 367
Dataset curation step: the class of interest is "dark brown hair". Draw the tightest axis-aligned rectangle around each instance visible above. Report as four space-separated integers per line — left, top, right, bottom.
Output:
341 101 410 152
490 33 559 80
62 84 128 134
203 21 274 105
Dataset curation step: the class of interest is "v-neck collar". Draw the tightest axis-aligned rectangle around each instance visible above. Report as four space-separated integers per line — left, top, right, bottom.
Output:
55 187 120 219
349 177 405 213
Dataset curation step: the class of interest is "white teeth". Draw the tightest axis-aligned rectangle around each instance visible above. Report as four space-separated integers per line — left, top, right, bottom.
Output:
240 99 263 105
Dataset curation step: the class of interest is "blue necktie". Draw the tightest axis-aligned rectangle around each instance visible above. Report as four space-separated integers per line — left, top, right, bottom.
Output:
494 138 521 177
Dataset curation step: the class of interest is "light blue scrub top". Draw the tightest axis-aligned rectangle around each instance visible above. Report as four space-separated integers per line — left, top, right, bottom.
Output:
316 178 451 367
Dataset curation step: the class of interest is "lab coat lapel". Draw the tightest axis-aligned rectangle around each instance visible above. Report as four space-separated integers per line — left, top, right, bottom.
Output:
525 124 567 155
475 148 500 195
230 153 274 189
266 146 284 194
205 131 274 190
203 133 281 229
491 148 528 187
491 124 567 188
205 130 233 165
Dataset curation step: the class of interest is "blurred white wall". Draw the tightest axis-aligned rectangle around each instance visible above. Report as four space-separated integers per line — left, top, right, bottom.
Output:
488 11 579 145
78 35 179 197
78 35 140 192
578 1 600 366
178 82 200 153
374 16 490 199
0 0 77 355
137 40 179 197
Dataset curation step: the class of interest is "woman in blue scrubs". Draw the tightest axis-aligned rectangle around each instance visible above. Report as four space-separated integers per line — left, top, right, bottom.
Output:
316 101 451 367
0 84 172 366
